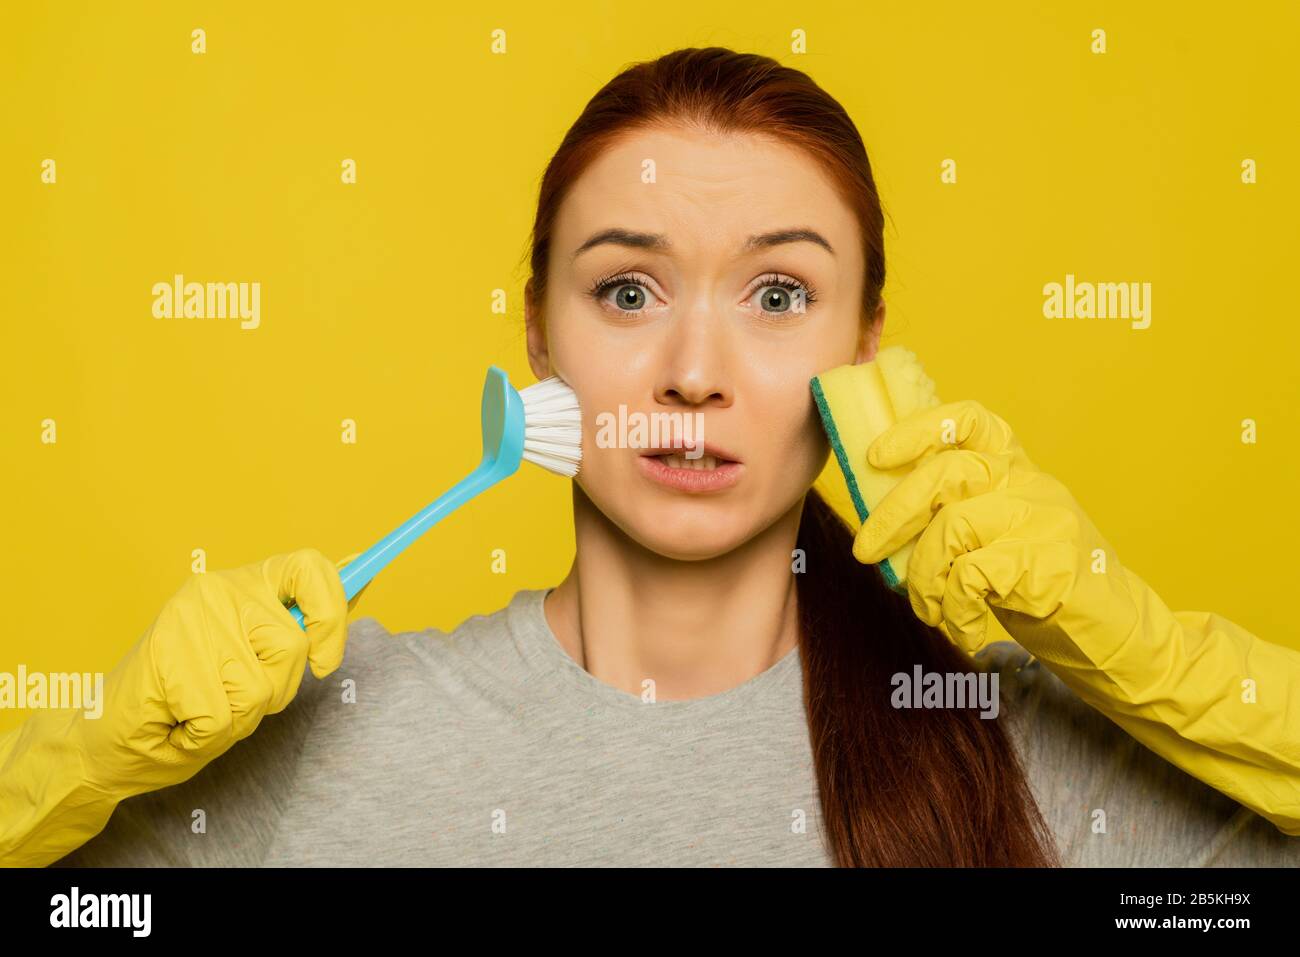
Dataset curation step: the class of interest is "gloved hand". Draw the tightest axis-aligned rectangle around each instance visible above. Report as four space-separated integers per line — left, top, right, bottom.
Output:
852 398 1300 835
0 548 366 867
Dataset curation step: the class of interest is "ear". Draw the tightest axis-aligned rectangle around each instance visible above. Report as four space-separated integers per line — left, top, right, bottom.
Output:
855 299 886 364
524 277 552 380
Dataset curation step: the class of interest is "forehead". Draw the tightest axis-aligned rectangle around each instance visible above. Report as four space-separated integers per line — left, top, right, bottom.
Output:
553 124 858 258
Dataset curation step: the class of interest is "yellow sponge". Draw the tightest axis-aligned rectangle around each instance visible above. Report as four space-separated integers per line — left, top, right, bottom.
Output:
810 346 941 592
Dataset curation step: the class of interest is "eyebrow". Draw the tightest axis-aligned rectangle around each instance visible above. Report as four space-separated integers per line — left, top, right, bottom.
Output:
570 227 835 261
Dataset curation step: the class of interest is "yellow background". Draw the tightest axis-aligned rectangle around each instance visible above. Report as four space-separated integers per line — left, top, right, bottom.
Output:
3 1 1296 734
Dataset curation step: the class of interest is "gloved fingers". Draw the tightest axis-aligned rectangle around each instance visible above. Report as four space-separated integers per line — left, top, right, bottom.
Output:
853 447 1015 565
153 577 239 757
904 487 1030 626
242 606 311 714
935 554 994 656
265 549 350 679
940 537 1083 657
865 398 1019 472
907 485 1087 623
214 638 277 739
244 549 355 702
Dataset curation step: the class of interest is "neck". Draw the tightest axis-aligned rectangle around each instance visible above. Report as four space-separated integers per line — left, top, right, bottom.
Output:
543 486 804 702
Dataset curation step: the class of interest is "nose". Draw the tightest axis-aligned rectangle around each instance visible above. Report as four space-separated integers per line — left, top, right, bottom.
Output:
653 307 733 410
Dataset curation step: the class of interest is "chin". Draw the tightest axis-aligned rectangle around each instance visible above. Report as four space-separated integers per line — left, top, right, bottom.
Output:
622 496 776 560
634 522 751 561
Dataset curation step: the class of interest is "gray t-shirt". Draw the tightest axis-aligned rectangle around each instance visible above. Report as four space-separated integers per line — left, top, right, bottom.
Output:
54 588 1300 867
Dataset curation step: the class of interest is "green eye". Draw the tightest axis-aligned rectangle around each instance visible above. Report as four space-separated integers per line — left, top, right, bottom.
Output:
611 284 647 310
589 272 662 315
754 274 817 314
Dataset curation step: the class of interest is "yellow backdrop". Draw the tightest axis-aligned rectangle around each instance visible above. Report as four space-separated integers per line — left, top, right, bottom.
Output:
3 1 1296 734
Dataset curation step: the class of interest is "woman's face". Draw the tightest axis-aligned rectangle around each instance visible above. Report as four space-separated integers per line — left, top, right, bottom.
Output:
528 124 881 560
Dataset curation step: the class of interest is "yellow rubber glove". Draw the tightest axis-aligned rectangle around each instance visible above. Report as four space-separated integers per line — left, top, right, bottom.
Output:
0 548 367 867
852 398 1300 836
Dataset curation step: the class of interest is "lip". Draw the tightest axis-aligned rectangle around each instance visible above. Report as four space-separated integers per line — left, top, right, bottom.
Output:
637 443 741 463
636 444 744 493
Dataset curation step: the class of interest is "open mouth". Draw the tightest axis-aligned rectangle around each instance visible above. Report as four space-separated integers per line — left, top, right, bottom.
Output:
637 445 743 492
652 452 731 470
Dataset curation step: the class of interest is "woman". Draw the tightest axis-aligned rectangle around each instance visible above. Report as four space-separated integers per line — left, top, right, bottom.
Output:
4 47 1298 868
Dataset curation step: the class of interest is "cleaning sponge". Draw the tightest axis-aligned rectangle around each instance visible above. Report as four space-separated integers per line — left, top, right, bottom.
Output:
810 346 941 592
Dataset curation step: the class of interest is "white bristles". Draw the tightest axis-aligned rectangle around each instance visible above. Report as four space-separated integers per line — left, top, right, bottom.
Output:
519 376 583 478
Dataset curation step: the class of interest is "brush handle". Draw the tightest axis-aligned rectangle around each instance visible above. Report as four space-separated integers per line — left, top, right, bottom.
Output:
285 460 507 631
